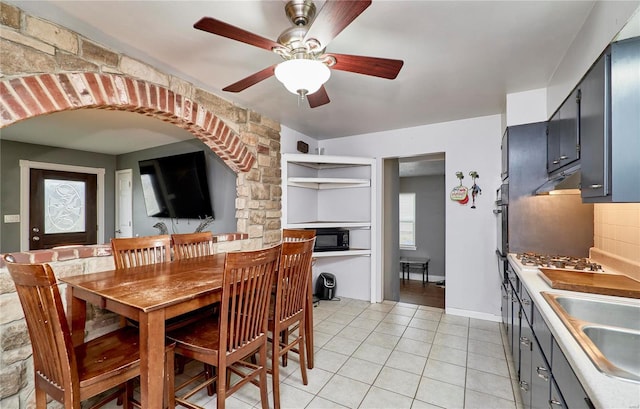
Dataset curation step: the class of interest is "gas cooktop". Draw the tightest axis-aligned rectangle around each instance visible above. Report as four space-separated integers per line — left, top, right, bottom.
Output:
515 252 604 272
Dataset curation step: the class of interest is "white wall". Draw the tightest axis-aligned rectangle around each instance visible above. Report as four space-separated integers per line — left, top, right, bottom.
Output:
280 125 319 154
547 2 639 116
320 114 503 320
506 88 547 126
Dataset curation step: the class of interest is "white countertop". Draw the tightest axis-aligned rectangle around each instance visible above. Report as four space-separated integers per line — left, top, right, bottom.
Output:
507 254 640 409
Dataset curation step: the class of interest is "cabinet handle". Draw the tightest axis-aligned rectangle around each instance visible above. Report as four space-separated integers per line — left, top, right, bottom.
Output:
519 380 529 392
549 398 564 408
589 184 603 189
522 298 530 306
519 336 531 347
559 155 568 160
552 159 560 165
536 366 549 381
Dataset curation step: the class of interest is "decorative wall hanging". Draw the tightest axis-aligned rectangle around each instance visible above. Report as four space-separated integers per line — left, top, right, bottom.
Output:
469 171 482 209
450 172 469 205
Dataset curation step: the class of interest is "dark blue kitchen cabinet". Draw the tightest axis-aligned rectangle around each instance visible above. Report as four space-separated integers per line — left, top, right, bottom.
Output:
580 36 640 203
547 89 581 175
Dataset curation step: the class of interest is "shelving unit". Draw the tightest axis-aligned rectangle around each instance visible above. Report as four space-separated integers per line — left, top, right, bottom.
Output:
282 153 376 302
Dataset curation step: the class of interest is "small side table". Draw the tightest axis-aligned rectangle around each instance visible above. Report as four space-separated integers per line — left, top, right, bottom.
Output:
400 257 430 286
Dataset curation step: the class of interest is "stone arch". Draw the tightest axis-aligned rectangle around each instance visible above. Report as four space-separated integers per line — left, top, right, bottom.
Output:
0 72 255 173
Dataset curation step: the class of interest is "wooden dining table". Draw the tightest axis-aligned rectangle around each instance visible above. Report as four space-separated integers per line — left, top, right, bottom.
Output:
60 252 316 407
60 253 227 408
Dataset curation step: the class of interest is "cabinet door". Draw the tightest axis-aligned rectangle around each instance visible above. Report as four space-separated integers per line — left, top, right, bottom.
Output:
501 283 509 331
501 128 509 180
558 88 581 167
552 339 593 408
580 52 610 199
531 338 551 409
547 110 562 173
519 321 534 409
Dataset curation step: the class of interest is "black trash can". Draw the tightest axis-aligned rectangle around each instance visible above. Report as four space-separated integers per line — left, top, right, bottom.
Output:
315 272 336 300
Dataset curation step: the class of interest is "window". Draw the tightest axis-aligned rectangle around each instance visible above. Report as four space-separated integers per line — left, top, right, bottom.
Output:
399 193 416 250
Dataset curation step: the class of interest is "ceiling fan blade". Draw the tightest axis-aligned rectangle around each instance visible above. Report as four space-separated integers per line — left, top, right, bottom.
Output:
222 65 277 92
304 0 372 49
326 53 404 79
307 86 330 108
194 17 281 52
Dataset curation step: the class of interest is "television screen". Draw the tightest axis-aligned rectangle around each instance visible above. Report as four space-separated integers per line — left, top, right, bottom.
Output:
138 151 214 219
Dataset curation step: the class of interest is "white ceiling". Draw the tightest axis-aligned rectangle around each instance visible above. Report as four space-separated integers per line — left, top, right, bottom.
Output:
4 0 635 162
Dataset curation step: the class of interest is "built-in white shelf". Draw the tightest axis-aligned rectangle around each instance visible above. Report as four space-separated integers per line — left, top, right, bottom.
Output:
312 249 371 258
287 177 370 189
285 221 371 229
282 153 377 302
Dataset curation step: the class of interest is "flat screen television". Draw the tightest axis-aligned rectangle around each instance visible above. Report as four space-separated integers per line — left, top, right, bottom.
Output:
138 151 214 219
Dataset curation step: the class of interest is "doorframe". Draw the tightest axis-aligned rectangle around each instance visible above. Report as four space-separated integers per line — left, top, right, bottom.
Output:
19 160 105 251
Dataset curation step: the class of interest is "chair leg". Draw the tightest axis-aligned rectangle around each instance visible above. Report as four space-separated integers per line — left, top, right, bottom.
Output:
205 364 216 396
35 387 46 409
216 363 227 409
259 345 270 409
298 319 308 386
272 335 281 409
123 380 134 409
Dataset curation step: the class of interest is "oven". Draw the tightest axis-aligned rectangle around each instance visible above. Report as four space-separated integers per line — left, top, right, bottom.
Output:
494 183 509 282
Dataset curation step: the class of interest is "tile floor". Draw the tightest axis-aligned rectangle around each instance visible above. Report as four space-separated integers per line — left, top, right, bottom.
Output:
108 298 522 408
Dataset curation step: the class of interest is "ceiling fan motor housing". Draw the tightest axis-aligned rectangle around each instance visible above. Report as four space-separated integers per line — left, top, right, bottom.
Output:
285 0 316 26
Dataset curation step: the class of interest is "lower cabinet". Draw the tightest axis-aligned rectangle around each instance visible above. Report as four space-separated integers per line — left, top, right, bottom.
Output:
502 264 593 408
552 339 594 408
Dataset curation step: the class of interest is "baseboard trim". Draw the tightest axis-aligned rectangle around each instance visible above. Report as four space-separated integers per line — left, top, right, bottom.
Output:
445 307 502 322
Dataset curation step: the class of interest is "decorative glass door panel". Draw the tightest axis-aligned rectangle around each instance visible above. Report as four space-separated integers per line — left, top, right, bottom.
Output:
30 169 97 250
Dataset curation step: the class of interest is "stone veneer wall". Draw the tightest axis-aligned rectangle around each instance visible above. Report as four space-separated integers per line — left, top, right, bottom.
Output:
0 237 248 407
0 2 283 406
0 1 284 246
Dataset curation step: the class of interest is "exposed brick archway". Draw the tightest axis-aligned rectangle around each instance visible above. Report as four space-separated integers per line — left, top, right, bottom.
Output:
0 72 255 172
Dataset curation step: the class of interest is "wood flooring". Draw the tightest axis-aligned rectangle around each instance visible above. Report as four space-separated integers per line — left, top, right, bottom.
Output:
399 278 445 309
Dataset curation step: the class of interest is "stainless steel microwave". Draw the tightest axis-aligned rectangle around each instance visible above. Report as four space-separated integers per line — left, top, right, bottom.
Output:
313 228 349 252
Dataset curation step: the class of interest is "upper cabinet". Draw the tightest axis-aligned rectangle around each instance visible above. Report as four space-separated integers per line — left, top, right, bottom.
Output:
580 37 640 203
547 88 581 175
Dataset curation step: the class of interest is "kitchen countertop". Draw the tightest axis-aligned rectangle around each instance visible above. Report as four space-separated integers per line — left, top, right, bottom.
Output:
507 254 640 409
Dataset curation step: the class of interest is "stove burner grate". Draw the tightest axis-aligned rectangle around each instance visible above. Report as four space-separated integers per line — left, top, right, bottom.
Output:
516 252 602 272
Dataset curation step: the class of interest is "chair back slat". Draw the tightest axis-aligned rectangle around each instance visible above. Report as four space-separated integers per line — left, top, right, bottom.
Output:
3 256 77 403
220 246 280 354
110 235 171 268
276 238 315 323
171 232 214 260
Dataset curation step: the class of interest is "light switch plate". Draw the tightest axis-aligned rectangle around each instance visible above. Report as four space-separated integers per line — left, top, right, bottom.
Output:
4 214 20 223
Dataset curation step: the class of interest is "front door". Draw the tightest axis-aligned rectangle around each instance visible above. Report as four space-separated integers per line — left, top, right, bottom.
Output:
29 168 97 250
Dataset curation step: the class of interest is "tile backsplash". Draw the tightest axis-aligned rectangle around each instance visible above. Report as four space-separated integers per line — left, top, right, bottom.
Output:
594 203 640 263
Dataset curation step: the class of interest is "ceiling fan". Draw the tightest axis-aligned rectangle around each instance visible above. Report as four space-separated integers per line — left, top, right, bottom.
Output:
194 0 404 108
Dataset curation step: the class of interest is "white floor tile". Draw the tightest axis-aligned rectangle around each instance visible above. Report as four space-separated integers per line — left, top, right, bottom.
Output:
423 358 466 387
386 350 427 375
317 374 370 408
336 356 383 384
373 366 422 398
352 343 393 365
415 377 465 408
359 386 414 409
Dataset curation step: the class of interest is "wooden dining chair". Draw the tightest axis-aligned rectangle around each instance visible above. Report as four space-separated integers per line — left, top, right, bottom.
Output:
166 245 281 409
282 228 316 368
3 254 175 409
269 238 315 409
110 234 171 268
171 232 214 260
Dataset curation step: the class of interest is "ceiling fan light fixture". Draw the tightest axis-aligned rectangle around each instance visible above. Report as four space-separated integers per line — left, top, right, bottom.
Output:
275 59 331 95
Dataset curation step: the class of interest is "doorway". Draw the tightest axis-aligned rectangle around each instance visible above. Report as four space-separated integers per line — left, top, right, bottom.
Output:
383 154 446 309
19 160 105 251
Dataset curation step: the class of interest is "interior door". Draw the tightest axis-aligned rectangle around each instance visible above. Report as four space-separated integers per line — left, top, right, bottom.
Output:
29 168 97 249
115 169 133 238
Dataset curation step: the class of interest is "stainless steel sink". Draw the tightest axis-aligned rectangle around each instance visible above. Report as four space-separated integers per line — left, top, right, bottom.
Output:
543 292 640 383
554 295 640 331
